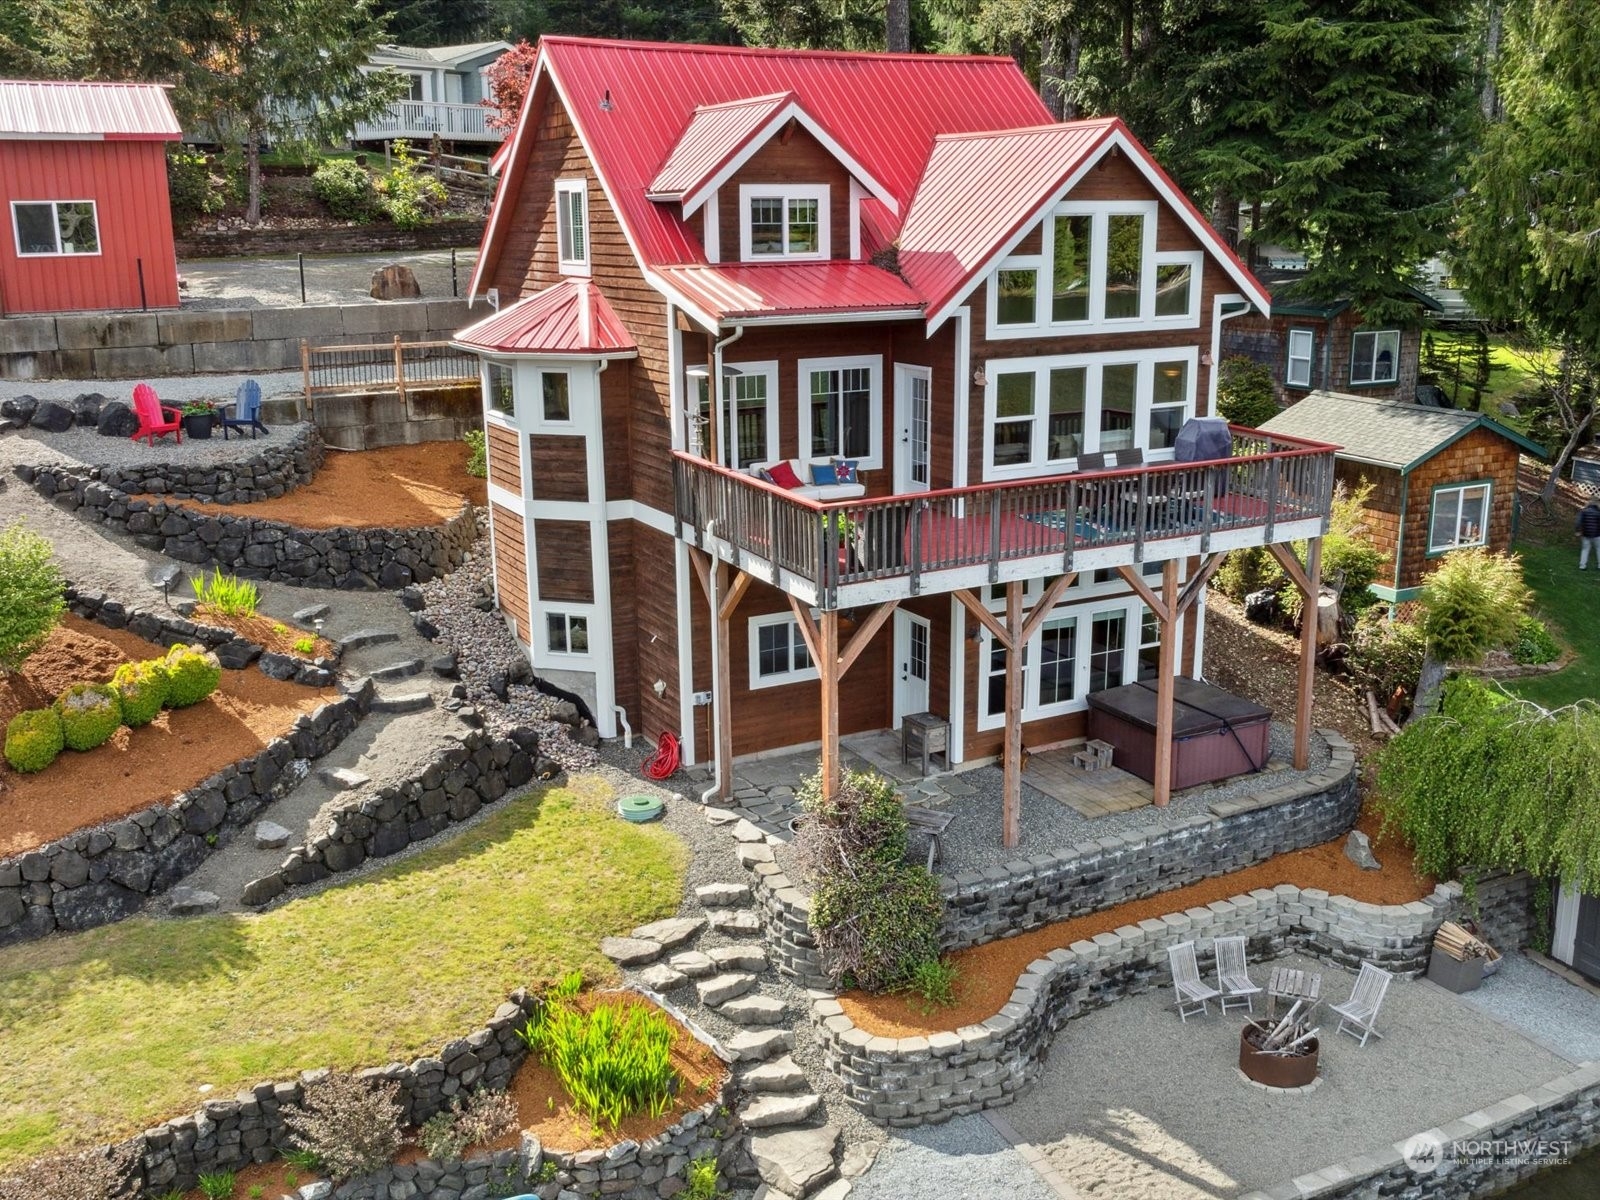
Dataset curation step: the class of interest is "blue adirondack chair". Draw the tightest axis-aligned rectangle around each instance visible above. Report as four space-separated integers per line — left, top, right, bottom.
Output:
221 379 269 439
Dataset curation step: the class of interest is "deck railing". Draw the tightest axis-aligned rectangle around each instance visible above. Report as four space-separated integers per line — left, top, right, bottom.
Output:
673 429 1337 606
352 100 503 143
301 337 478 408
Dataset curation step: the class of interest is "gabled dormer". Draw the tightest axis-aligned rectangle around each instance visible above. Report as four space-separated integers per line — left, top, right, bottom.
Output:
646 93 897 263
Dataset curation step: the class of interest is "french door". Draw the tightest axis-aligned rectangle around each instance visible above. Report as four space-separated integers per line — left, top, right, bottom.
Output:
894 364 932 494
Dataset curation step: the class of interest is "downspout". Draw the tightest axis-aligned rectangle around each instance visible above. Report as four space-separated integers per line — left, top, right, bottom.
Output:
711 324 746 461
595 355 630 745
699 519 723 806
1212 297 1253 415
1392 466 1409 608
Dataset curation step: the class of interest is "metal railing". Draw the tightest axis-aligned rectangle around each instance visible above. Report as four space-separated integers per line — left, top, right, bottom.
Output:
673 428 1337 606
353 100 503 143
301 337 478 408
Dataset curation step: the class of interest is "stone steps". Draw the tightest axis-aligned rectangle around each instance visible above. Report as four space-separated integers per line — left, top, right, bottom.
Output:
740 1055 807 1094
707 908 762 935
708 943 767 972
336 627 401 652
750 1125 841 1198
720 993 788 1026
369 690 433 714
369 658 425 682
695 972 756 1008
725 1029 794 1062
632 916 705 950
695 881 752 908
741 1093 821 1129
668 949 716 978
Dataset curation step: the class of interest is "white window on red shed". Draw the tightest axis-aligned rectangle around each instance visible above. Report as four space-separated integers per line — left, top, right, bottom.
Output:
12 201 99 256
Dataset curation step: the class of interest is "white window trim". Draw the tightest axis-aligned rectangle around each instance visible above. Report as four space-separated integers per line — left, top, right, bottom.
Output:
1350 329 1401 386
532 365 577 433
11 199 101 258
738 183 830 262
539 605 597 663
986 201 1201 339
1428 481 1492 554
555 179 589 275
482 359 518 425
797 354 884 471
748 612 819 689
1285 328 1315 389
980 346 1199 481
694 360 780 469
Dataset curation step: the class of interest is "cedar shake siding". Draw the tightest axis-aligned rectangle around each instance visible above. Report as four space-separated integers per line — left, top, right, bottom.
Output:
1335 461 1404 587
1397 428 1520 592
1223 309 1422 407
716 124 854 261
489 505 530 639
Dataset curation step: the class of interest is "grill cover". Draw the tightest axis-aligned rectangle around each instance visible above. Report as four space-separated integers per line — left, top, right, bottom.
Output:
1174 416 1233 463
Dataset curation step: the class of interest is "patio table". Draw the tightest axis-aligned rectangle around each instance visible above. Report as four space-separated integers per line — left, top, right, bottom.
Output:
1266 965 1322 1019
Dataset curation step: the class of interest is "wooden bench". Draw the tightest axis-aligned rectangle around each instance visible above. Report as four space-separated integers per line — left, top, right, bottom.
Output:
904 805 955 870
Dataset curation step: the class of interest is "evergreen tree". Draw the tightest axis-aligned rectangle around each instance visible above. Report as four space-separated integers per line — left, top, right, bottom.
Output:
375 0 493 44
720 0 881 48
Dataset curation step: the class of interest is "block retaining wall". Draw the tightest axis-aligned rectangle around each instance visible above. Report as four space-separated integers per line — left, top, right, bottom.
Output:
0 690 365 946
748 731 1361 990
19 461 476 588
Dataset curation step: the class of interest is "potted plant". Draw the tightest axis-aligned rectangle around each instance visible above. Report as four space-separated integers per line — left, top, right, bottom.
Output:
180 400 217 439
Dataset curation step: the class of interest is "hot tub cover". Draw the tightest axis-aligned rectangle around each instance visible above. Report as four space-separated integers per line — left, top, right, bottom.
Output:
1085 677 1270 737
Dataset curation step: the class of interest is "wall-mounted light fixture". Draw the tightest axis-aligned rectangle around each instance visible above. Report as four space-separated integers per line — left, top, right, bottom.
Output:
1200 352 1214 367
972 368 988 388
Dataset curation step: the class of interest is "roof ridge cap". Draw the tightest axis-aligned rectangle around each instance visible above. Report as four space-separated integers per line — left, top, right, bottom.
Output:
538 34 1019 65
931 117 1119 143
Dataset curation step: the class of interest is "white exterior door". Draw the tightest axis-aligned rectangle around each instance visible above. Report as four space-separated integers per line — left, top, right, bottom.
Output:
894 364 932 494
894 610 932 727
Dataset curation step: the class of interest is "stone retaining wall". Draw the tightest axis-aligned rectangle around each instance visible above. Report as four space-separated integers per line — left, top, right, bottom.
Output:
811 881 1461 1127
0 691 365 946
239 723 550 907
174 220 482 259
91 425 324 503
19 462 476 588
0 298 472 380
749 732 1361 990
1241 1063 1600 1200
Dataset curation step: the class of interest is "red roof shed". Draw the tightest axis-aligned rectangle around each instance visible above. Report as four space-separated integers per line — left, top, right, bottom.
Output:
0 80 182 315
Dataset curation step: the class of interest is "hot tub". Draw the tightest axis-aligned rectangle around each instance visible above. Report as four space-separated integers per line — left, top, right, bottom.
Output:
1084 677 1271 789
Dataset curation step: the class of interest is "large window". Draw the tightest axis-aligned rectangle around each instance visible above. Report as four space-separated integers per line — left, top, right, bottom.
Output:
740 185 829 260
1088 611 1127 693
749 614 817 688
12 200 98 256
1052 215 1092 322
1350 330 1400 385
1429 482 1490 554
1286 328 1315 389
689 362 778 468
1037 618 1078 706
485 361 515 415
995 269 1038 326
799 355 881 469
555 181 588 273
983 349 1197 478
1104 214 1145 319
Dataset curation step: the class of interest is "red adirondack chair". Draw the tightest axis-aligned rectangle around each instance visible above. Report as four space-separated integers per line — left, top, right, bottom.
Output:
130 383 182 446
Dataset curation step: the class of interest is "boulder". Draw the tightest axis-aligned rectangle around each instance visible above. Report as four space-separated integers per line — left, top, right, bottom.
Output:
749 1126 840 1197
1344 829 1382 871
52 881 144 931
1244 589 1279 624
29 399 76 433
72 392 108 426
96 400 141 438
168 887 221 916
255 821 293 850
370 264 423 300
0 395 37 423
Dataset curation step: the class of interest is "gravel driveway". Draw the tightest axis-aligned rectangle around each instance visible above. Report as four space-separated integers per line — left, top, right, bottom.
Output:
179 248 478 308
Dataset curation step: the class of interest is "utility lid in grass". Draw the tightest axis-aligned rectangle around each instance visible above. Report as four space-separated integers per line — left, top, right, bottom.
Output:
618 794 664 822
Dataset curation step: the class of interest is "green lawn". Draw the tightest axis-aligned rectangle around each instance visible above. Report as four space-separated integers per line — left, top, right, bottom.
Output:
0 773 687 1169
1508 526 1599 708
1424 331 1550 418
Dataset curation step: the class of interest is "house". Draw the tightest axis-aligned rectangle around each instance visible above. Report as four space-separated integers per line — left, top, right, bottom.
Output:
455 37 1338 842
353 42 512 145
1221 271 1442 407
0 80 181 315
1258 391 1544 603
1553 885 1600 984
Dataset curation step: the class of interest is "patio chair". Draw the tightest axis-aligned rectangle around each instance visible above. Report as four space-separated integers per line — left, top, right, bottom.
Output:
220 378 269 440
1213 935 1262 1014
129 383 182 446
1330 961 1393 1047
1167 940 1221 1023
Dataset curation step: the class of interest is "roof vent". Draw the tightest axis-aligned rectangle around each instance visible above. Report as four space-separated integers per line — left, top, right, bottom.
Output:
599 88 613 112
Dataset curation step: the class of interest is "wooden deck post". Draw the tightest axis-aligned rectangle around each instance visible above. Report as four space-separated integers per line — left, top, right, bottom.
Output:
1153 558 1179 807
1294 537 1322 770
819 609 841 802
1002 580 1023 848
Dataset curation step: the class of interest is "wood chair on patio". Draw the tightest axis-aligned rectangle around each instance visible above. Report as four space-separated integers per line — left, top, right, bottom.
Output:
1213 935 1262 1014
1167 940 1221 1023
220 378 269 440
1330 961 1393 1047
129 382 182 447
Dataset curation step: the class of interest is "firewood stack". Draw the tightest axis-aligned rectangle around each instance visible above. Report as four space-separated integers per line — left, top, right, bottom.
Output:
1245 1001 1319 1057
1434 921 1492 962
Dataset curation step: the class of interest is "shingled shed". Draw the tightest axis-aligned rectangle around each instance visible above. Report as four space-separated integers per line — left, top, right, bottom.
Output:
1260 390 1545 602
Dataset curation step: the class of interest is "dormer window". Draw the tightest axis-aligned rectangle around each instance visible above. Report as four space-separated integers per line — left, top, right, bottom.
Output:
556 179 588 274
740 184 829 260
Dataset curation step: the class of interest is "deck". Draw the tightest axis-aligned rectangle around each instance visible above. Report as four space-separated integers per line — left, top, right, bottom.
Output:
352 100 503 144
673 427 1337 608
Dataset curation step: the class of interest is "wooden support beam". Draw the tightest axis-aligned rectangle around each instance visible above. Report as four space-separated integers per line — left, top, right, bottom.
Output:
1267 541 1315 601
838 600 899 679
819 609 841 802
1115 564 1171 623
953 588 1012 647
1294 537 1322 770
713 561 734 801
718 570 752 623
785 594 822 665
687 546 712 600
1175 552 1228 617
1002 580 1023 849
1153 558 1180 808
1019 572 1079 646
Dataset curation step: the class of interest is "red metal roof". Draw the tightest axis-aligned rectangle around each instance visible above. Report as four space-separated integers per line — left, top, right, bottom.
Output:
453 278 637 356
0 81 181 140
647 92 793 201
656 262 923 322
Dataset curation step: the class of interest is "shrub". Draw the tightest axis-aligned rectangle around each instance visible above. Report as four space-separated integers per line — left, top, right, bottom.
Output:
464 428 487 478
293 636 317 656
1213 545 1282 604
683 1156 724 1200
1216 356 1279 429
376 140 448 230
0 1143 138 1200
795 767 909 875
192 570 260 618
1419 548 1530 664
285 1073 404 1183
312 158 378 221
110 659 170 727
53 683 122 752
1349 612 1427 701
167 149 233 221
517 975 678 1130
902 957 959 1014
0 522 66 673
418 1088 520 1160
162 644 222 707
4 707 64 773
1511 614 1560 665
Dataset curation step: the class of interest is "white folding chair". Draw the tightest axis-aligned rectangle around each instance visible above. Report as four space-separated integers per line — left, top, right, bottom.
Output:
1213 935 1261 1014
1331 961 1393 1047
1167 940 1221 1022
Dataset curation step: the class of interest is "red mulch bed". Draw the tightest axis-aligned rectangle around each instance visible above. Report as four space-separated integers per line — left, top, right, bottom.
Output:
180 1159 326 1200
0 617 335 856
191 607 335 660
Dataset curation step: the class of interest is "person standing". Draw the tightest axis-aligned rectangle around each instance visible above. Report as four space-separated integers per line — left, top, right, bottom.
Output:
1578 499 1600 568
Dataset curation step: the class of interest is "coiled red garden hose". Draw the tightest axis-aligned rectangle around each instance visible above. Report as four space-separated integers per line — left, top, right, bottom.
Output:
643 731 681 780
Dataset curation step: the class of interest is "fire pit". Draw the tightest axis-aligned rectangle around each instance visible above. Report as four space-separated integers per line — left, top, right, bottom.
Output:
1238 1012 1320 1089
